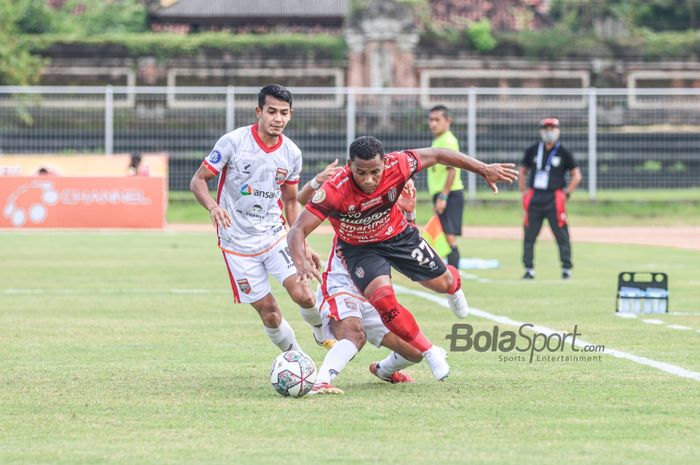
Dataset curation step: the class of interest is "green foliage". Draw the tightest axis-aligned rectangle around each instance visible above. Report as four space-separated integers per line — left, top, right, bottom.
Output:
550 0 700 32
51 0 148 35
636 28 700 58
0 0 46 85
467 19 497 52
499 28 612 59
16 0 55 34
28 32 347 60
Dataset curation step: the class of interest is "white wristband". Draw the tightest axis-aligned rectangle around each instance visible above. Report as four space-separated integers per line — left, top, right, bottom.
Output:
405 211 416 221
309 178 321 190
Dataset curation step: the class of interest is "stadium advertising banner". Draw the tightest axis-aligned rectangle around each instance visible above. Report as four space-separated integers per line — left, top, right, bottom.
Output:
0 154 168 177
0 177 167 229
0 154 167 228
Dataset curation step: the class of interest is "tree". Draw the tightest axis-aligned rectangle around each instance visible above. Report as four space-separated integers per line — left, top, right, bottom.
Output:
0 0 46 85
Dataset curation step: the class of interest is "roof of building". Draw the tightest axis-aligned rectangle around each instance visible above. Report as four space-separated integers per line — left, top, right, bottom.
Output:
150 0 349 19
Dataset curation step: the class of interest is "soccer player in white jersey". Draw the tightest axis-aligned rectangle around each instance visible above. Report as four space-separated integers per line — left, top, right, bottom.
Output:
190 84 330 353
296 161 425 395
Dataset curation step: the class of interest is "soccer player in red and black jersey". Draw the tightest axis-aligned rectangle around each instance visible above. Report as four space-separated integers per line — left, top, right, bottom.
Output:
288 136 518 380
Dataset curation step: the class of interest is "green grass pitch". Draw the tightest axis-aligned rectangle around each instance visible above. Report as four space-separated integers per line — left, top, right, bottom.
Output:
1 231 699 465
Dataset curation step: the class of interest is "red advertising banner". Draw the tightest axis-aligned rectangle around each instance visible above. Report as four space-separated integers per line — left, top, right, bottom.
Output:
0 177 166 229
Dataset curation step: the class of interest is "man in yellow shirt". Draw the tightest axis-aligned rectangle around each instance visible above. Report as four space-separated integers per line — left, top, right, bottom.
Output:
427 105 465 268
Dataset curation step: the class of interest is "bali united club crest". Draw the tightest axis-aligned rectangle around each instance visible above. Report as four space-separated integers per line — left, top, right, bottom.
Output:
355 267 365 279
275 168 288 185
237 279 251 294
387 187 398 202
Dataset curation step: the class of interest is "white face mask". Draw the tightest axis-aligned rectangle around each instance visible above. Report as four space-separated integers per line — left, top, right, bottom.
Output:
541 129 559 144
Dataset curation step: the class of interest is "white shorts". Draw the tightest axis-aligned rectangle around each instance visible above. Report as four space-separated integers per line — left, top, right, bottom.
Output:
221 237 297 304
316 287 389 348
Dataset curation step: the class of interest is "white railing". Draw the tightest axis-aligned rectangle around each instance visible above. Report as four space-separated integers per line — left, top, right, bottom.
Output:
1 86 699 195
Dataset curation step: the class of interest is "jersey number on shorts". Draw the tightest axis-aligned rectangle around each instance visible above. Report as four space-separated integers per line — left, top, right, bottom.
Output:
278 246 294 268
411 240 435 266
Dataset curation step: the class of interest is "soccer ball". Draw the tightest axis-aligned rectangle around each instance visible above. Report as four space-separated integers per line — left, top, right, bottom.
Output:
270 350 317 397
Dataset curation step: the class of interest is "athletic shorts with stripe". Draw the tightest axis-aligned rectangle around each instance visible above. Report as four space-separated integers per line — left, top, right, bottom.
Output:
315 286 389 348
221 236 297 304
316 239 389 347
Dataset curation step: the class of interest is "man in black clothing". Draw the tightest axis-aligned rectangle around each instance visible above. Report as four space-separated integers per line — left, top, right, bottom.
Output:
519 118 582 280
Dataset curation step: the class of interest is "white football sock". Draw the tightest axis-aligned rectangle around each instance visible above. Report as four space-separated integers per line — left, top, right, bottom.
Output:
315 339 358 385
376 352 415 379
263 318 301 352
300 305 326 342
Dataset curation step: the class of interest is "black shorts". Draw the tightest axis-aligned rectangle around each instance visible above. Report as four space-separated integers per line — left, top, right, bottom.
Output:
336 225 448 293
433 190 464 236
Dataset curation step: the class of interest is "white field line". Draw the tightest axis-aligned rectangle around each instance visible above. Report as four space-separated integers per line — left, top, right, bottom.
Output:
394 285 700 382
667 324 692 330
642 319 665 325
615 313 638 319
2 288 229 295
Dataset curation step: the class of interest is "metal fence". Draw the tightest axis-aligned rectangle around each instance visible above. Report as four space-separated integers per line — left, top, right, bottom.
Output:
1 86 699 197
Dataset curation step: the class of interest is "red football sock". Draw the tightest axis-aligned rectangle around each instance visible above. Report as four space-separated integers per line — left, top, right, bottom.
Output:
446 265 462 295
368 285 432 352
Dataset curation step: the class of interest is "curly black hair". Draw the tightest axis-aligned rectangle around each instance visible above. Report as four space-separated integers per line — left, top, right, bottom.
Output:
258 84 292 109
349 136 385 161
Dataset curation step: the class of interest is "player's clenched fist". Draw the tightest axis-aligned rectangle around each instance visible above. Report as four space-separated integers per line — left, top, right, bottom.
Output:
209 205 232 228
482 163 519 193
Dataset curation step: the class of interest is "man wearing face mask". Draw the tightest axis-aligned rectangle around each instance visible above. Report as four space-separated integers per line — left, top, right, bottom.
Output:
519 118 582 280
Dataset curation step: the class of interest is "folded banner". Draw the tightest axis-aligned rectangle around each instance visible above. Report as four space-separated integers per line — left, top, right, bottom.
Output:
422 214 452 258
0 177 166 229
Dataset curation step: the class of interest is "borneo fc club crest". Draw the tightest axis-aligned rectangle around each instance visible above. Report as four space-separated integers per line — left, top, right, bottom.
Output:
237 279 252 294
275 168 288 185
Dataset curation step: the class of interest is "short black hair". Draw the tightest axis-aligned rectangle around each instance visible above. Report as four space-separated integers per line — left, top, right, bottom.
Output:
429 104 450 118
349 136 385 161
258 84 293 109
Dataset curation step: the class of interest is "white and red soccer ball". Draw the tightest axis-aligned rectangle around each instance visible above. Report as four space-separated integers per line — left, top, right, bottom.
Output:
270 350 317 397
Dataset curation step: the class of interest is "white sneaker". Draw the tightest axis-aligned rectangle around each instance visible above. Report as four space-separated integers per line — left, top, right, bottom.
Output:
423 346 450 381
447 289 469 319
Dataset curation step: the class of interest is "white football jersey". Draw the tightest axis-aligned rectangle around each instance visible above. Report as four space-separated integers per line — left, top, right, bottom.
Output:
202 124 302 255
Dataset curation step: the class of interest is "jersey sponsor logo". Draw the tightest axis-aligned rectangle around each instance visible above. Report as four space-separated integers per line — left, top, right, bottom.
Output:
208 150 222 164
275 168 288 185
407 153 418 174
354 267 365 279
312 188 326 204
237 279 251 294
240 184 275 199
387 187 397 202
360 197 382 211
336 177 349 188
240 184 254 196
340 209 388 225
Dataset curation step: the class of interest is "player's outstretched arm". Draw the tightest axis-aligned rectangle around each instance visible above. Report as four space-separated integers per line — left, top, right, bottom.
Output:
190 165 232 228
413 147 519 194
287 210 325 282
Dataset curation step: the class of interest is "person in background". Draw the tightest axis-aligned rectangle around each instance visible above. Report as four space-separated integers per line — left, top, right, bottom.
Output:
427 105 464 269
519 118 582 280
127 152 150 176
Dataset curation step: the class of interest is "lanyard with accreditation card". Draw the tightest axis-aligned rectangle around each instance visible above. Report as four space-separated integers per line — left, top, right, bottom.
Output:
533 141 560 190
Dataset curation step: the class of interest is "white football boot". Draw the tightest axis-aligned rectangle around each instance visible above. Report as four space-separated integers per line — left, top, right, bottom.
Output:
423 346 450 381
447 288 469 319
